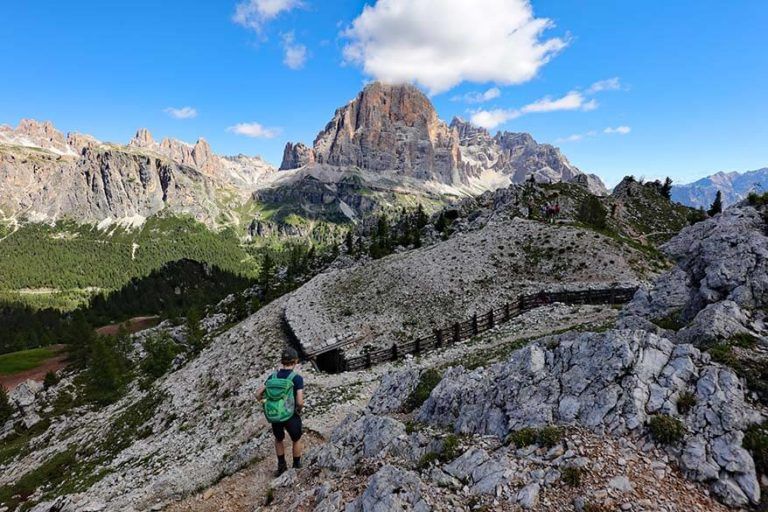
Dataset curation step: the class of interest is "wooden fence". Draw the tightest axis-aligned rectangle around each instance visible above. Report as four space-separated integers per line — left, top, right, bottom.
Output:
336 286 637 372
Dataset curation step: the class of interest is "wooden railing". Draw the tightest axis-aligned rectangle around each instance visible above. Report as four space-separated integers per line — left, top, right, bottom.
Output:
337 287 637 372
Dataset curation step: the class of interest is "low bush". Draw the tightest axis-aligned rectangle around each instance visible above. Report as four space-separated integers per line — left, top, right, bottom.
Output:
648 415 685 444
141 333 181 381
562 466 583 487
507 426 563 448
403 369 443 412
43 370 59 390
676 391 697 415
743 423 768 476
537 426 564 448
507 427 538 448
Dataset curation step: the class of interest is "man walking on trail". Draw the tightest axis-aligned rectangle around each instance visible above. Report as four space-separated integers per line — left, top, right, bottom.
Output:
257 347 305 476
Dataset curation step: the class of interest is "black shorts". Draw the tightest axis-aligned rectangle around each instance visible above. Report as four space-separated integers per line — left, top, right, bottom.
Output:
271 414 302 442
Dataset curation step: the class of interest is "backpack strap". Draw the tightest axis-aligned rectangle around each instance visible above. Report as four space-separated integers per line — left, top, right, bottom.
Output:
286 370 296 382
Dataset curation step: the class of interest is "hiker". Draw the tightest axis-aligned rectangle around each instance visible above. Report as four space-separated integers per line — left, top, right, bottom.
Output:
257 346 305 476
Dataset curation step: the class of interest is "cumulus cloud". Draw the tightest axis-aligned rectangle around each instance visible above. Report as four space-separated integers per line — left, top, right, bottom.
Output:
281 32 307 70
342 0 567 94
587 77 622 94
604 125 631 134
233 0 302 31
470 90 597 129
164 107 198 119
226 122 281 138
452 87 502 104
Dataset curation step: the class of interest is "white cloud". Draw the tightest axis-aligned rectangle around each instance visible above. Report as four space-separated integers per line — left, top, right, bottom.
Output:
233 0 302 31
604 125 631 135
452 87 501 104
470 90 596 129
555 130 597 143
226 122 281 138
587 77 622 94
281 32 307 70
164 107 198 120
342 0 567 94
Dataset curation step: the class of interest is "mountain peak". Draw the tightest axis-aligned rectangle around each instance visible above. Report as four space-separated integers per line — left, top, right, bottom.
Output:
130 128 155 147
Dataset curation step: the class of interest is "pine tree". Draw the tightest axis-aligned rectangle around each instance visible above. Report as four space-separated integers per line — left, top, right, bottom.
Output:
577 196 608 230
259 253 275 299
0 385 13 423
708 190 723 216
185 307 204 353
661 177 673 199
345 231 354 255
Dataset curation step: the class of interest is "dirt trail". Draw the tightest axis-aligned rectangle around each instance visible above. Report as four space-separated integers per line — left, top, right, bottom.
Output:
166 430 326 512
95 316 161 336
0 345 69 391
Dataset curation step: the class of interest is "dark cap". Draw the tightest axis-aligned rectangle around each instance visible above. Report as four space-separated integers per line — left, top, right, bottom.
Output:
281 346 299 364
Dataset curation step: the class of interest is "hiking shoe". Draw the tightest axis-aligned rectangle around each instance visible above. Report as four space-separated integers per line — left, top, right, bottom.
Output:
275 462 288 477
293 460 302 469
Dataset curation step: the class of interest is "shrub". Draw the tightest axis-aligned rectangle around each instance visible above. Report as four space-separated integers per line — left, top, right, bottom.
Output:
43 371 59 390
507 427 538 448
709 343 738 367
0 386 13 424
730 333 758 348
403 369 443 412
651 311 684 331
676 391 697 415
561 466 583 487
648 415 685 444
442 434 460 461
747 191 768 207
743 423 768 476
577 196 608 230
85 336 130 405
537 426 564 448
141 333 180 381
417 451 439 470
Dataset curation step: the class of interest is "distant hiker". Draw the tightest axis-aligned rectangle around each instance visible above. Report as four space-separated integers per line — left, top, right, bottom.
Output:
257 346 305 476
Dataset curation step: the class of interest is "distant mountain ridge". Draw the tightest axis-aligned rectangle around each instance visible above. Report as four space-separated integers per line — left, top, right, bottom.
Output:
672 168 768 208
0 120 274 226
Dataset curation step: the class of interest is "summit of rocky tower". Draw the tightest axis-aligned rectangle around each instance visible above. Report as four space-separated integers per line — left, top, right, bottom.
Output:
129 127 155 148
281 82 463 184
279 83 607 193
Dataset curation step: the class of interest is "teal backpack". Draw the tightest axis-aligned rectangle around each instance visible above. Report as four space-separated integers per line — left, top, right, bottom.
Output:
263 370 297 423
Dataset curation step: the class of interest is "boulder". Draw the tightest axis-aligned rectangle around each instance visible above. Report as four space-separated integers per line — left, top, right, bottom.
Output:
344 465 430 512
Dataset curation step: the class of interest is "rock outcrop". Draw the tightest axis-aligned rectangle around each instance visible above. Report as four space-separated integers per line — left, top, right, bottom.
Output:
279 142 315 170
451 117 608 194
622 204 768 342
418 329 762 506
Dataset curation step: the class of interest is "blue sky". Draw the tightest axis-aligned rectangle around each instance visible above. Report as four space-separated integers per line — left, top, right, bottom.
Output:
1 0 766 186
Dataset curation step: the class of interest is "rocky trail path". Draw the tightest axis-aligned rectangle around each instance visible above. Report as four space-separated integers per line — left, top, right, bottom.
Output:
161 303 617 511
166 430 326 512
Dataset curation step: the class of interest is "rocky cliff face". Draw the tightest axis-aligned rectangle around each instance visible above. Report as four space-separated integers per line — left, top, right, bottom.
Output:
0 120 274 225
279 84 606 193
305 82 462 184
451 117 608 194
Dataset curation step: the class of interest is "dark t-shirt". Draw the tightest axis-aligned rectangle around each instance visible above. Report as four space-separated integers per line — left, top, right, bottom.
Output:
266 368 304 401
